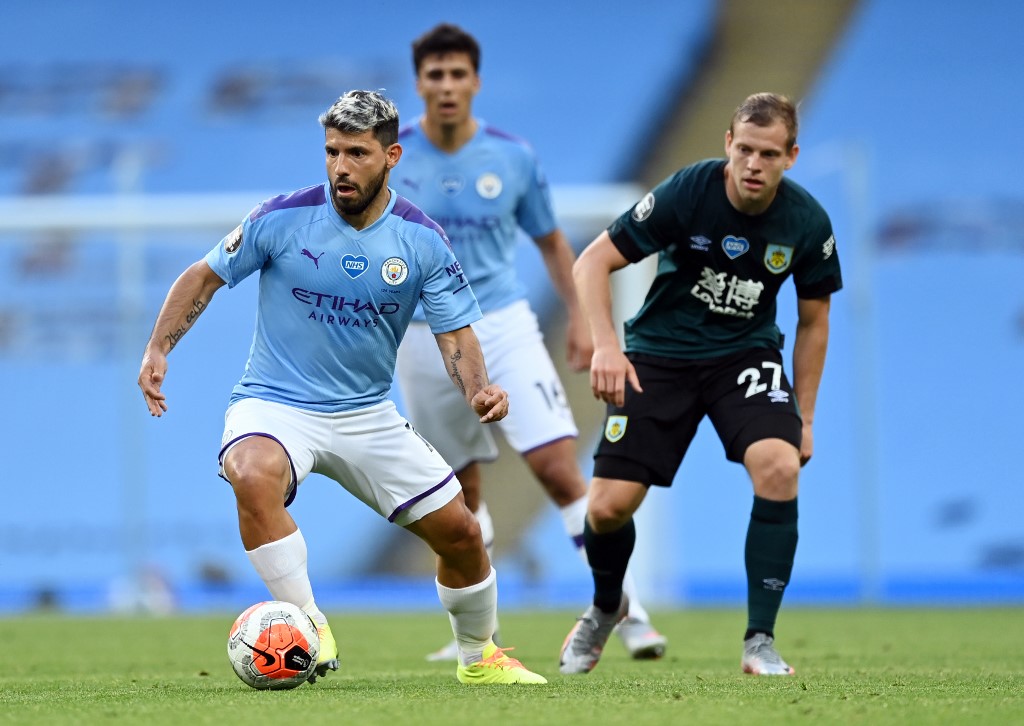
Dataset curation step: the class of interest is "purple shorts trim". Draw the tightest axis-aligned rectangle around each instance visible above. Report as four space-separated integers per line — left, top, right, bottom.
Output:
387 470 456 523
520 434 577 458
218 432 299 507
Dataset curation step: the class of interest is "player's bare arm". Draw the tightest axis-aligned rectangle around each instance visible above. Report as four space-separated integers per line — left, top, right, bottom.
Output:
434 325 509 423
572 231 642 407
791 295 831 466
534 229 593 372
138 259 226 417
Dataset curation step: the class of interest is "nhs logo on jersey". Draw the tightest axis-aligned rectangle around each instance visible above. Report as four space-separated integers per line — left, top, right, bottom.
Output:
722 236 750 260
440 175 464 197
341 254 369 278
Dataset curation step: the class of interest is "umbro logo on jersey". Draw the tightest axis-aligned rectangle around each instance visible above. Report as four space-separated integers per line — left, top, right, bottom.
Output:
690 235 712 251
301 248 325 269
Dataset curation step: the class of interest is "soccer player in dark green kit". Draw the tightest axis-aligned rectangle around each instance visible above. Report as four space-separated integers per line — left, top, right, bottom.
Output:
560 92 842 676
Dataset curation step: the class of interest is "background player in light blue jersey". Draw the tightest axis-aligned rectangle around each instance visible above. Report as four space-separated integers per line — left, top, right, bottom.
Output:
393 23 666 662
138 90 546 686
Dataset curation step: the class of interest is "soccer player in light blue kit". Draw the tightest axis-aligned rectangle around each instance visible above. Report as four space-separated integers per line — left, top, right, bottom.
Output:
138 90 546 685
394 24 666 661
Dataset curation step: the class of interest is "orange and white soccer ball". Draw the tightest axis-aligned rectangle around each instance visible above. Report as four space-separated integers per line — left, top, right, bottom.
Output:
227 600 320 690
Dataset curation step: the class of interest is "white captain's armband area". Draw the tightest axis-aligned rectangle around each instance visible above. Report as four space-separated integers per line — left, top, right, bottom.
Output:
221 225 243 255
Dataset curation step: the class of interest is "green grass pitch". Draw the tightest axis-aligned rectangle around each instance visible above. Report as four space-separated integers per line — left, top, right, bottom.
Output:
2 607 1022 725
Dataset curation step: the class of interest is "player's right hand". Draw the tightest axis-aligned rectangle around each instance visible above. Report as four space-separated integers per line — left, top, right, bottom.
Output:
799 421 814 466
138 350 169 417
471 383 509 423
589 345 642 407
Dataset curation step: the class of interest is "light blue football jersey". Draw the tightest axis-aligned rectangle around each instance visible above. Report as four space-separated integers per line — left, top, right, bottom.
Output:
204 183 481 412
395 120 557 315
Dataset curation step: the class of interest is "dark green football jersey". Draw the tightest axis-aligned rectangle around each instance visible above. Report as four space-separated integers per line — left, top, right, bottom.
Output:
608 159 842 359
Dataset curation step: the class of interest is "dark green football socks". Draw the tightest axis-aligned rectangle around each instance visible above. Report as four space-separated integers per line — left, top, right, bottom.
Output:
744 495 798 639
584 517 635 614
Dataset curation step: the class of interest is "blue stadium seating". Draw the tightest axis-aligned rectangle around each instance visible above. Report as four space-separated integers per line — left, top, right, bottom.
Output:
2 0 1020 612
0 0 717 611
523 0 1024 608
0 1 715 195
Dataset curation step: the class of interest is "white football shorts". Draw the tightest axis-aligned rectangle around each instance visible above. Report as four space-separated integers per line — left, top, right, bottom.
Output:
396 299 578 471
218 397 460 526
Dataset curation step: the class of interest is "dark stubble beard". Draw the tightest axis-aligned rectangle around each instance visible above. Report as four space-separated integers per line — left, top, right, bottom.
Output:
331 164 388 216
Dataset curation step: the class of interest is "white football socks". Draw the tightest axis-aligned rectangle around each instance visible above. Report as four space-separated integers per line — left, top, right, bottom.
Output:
435 567 498 666
246 528 326 626
474 500 495 558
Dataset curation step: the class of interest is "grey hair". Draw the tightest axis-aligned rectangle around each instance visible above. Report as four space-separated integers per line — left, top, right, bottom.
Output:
318 90 399 147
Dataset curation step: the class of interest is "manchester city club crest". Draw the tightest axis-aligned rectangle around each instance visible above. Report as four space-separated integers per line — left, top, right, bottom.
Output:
475 172 502 199
381 257 409 286
764 244 794 274
604 415 628 443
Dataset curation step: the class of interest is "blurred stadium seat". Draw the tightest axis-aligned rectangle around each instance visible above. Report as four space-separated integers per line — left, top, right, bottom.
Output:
1 0 1021 613
0 0 717 611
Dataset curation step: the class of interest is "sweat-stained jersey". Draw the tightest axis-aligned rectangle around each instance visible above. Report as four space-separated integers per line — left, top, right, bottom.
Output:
394 120 557 314
204 183 481 412
608 159 843 359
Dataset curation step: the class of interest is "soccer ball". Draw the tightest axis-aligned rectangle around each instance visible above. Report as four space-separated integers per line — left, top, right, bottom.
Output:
227 600 320 690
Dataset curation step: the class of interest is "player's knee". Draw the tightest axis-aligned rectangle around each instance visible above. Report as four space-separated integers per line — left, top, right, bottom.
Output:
225 458 289 511
526 447 586 505
587 498 632 532
752 454 800 499
535 464 586 504
432 511 483 560
455 509 482 544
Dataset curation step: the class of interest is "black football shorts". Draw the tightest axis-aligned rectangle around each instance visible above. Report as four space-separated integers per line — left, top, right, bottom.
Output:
593 348 802 487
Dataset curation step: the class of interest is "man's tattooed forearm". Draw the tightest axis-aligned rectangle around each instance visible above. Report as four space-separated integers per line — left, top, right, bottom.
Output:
164 298 206 351
185 297 206 324
448 350 466 395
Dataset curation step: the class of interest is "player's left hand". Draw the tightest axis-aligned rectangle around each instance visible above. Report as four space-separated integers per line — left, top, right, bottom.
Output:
138 349 169 417
799 422 814 466
471 383 509 423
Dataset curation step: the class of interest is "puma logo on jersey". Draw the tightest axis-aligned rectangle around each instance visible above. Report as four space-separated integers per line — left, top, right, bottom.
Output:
301 249 325 269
